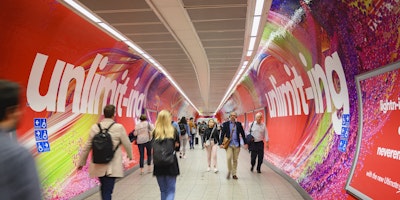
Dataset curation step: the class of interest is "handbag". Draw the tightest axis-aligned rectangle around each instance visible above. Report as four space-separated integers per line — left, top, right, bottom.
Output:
247 122 255 150
222 123 235 149
128 130 137 143
222 137 231 149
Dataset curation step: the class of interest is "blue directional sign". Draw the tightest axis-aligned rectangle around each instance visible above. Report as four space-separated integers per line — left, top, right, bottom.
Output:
341 127 349 139
338 139 348 152
34 118 47 129
34 130 48 141
36 141 51 153
342 114 350 126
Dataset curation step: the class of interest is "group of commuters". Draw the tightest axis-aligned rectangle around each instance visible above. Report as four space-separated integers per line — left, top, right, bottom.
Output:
0 79 268 200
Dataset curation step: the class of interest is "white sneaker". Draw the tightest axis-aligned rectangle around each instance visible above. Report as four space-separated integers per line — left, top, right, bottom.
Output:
214 168 218 173
207 167 211 172
183 155 187 159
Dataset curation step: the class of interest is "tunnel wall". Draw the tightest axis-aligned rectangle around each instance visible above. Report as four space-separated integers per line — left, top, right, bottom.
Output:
1 0 400 199
0 1 195 199
220 1 400 199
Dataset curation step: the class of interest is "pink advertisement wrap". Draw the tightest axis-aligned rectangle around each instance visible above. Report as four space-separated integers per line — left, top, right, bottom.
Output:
1 0 194 199
222 0 400 199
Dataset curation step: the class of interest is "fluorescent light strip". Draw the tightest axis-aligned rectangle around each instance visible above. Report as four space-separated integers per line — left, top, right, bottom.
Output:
63 0 202 114
216 0 265 113
98 23 127 41
254 0 265 15
251 16 261 36
248 37 256 51
64 0 101 23
125 41 144 54
247 50 253 56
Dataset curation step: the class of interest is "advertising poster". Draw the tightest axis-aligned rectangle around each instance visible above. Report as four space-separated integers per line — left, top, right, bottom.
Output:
0 0 192 199
347 61 400 199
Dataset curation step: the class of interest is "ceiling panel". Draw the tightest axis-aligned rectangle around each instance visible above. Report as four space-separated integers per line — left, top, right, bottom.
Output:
75 0 260 114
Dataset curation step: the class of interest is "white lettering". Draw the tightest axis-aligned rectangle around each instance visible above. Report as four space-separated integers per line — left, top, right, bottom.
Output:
27 53 145 118
265 51 350 135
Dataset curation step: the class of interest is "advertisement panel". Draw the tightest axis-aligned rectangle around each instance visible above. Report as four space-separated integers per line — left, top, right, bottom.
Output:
0 0 191 199
347 61 400 199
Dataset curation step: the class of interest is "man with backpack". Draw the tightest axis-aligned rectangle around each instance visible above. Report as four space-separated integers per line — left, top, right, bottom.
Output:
78 104 133 200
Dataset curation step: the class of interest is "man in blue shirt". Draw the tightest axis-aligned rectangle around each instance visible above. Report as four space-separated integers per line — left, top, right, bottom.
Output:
220 111 248 179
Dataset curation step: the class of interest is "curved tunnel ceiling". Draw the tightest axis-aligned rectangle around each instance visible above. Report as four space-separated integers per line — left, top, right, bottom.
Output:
76 0 270 115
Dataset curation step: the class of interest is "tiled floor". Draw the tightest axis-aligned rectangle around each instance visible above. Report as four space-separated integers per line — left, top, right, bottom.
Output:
83 145 304 200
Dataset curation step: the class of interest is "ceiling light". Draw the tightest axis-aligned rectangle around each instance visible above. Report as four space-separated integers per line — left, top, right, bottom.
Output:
247 50 253 56
251 16 261 36
254 0 265 15
98 23 127 41
248 37 256 51
125 41 144 54
142 53 150 59
64 0 101 23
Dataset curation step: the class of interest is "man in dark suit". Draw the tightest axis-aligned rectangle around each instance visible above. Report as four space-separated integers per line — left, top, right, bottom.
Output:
219 111 248 179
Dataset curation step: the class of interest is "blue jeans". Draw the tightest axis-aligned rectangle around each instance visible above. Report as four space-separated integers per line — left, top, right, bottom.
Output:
99 176 116 200
189 134 194 148
138 141 152 168
156 175 177 200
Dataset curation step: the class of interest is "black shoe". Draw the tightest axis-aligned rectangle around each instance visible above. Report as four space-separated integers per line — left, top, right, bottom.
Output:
232 175 238 179
251 166 254 172
257 170 261 173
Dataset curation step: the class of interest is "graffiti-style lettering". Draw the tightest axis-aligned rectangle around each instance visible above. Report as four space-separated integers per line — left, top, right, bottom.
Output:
27 53 145 118
265 51 349 135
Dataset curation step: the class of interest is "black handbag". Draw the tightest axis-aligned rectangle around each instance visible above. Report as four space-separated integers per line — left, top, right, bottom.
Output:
247 122 255 150
128 130 137 143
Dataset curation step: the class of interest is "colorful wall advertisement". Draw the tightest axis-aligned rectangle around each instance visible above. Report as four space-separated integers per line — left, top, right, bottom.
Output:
0 0 194 199
346 61 400 199
222 0 400 199
2 0 400 199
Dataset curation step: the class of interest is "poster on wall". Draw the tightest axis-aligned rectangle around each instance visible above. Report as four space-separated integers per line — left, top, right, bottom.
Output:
346 61 400 199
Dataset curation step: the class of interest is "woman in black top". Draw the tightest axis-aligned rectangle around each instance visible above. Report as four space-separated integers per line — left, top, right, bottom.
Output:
152 110 180 200
202 119 220 173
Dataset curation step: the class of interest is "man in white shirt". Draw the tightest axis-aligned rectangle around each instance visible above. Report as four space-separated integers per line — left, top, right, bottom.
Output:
248 112 269 173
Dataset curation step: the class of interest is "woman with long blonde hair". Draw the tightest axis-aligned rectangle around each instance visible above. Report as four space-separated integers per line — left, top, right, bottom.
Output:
152 110 180 200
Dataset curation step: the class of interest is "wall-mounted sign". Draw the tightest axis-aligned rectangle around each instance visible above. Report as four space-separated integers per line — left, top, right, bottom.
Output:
346 61 400 199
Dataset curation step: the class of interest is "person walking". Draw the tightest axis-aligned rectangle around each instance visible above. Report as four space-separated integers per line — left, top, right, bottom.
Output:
219 111 247 180
198 121 207 149
248 112 269 173
152 110 180 200
78 104 133 200
203 119 220 173
0 80 42 200
134 114 154 174
188 117 196 149
178 117 190 158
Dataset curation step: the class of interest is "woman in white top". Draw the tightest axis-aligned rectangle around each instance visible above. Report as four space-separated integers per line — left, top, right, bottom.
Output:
134 114 154 174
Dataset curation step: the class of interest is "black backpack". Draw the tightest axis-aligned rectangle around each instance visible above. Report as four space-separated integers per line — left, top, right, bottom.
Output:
92 122 119 164
152 138 175 166
178 123 186 135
